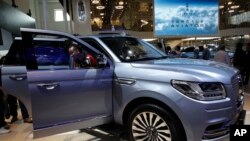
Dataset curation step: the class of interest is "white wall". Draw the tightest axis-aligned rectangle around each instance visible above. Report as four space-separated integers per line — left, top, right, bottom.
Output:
33 0 91 35
3 0 30 14
33 0 67 32
3 0 92 34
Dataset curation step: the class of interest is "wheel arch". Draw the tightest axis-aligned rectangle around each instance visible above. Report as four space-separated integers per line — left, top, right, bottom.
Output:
122 97 187 140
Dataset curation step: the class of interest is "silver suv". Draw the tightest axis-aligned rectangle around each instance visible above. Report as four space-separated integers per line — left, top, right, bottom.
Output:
0 28 245 141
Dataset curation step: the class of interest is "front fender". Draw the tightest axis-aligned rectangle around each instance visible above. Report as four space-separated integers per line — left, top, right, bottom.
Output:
113 81 194 140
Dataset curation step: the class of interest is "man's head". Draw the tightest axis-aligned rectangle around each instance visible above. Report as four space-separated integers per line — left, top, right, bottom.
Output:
68 45 79 56
175 46 180 51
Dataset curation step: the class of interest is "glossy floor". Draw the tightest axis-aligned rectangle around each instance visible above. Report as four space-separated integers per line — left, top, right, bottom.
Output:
1 93 250 141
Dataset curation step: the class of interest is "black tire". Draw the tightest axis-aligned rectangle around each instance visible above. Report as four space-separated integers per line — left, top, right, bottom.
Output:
127 104 186 141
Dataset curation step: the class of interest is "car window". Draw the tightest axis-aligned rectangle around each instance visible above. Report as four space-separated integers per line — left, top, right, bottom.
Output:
100 37 164 62
28 40 69 70
24 37 99 70
81 38 105 54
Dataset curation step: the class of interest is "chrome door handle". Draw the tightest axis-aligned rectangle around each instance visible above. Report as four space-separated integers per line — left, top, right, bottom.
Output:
9 74 27 81
37 83 60 90
116 78 136 85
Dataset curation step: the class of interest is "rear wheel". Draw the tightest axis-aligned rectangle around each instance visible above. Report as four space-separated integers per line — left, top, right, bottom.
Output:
127 104 186 141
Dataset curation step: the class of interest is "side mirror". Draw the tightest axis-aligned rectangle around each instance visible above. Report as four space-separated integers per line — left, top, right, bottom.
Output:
96 54 107 68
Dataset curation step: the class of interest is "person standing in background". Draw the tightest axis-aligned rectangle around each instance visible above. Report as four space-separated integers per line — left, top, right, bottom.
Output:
193 46 199 59
165 46 172 55
173 45 181 58
214 44 231 65
0 90 10 134
6 96 32 123
233 42 246 80
202 44 210 60
244 43 250 85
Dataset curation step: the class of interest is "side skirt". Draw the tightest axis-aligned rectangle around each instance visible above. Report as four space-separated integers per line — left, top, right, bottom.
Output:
33 115 113 139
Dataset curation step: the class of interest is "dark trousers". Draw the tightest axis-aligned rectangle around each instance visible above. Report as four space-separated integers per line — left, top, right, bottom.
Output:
7 95 29 119
19 101 29 119
7 95 18 118
245 70 250 85
0 92 6 127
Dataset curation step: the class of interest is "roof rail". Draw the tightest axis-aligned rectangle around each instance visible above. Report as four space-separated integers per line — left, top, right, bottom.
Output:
97 31 129 36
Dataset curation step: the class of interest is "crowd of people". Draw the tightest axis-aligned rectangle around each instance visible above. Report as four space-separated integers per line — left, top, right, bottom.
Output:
162 42 250 85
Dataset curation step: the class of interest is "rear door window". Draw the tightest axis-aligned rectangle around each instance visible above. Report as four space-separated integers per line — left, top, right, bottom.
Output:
28 40 70 70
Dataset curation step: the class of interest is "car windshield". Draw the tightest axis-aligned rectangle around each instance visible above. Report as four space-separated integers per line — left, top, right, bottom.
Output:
100 37 166 62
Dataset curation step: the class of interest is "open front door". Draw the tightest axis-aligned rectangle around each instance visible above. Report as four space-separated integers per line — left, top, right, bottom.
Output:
21 28 114 138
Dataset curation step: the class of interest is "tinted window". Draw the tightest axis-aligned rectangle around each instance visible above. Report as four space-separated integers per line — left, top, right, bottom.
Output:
25 36 99 70
26 40 70 70
81 38 105 54
32 41 69 66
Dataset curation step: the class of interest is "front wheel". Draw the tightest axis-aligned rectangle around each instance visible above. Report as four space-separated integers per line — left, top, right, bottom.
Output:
127 104 186 141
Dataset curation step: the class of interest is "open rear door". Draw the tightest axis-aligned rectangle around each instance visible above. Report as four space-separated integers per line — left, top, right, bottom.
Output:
1 67 31 114
1 38 32 115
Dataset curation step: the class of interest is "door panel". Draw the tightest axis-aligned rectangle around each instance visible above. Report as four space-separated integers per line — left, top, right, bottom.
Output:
28 68 113 130
1 66 31 114
20 28 114 138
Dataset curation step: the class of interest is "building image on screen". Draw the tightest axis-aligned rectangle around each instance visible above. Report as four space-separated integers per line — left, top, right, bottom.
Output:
154 0 218 36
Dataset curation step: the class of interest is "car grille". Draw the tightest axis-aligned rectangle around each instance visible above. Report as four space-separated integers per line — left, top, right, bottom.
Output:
231 74 244 108
231 74 240 98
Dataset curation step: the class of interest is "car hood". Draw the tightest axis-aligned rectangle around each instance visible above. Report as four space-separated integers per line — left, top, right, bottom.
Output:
130 58 238 84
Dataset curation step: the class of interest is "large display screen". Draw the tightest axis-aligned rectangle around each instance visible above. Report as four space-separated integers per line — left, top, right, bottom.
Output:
154 0 219 36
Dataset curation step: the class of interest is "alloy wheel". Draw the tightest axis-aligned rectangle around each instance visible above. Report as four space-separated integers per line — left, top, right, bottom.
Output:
131 111 172 141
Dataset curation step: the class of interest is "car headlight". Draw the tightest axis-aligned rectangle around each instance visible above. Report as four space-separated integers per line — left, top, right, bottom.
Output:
171 80 226 101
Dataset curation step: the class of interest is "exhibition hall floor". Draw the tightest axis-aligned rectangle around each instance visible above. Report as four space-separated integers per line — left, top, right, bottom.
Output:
1 90 250 141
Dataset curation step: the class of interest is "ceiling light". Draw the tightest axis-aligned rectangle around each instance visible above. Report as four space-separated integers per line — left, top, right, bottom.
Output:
140 19 148 28
231 5 239 9
100 13 104 16
229 10 234 13
119 1 124 5
219 5 224 9
96 6 105 10
92 0 100 4
228 1 232 5
115 5 124 9
182 37 220 41
141 20 148 24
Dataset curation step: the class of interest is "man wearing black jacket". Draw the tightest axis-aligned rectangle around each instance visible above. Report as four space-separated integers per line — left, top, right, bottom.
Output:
244 43 250 85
